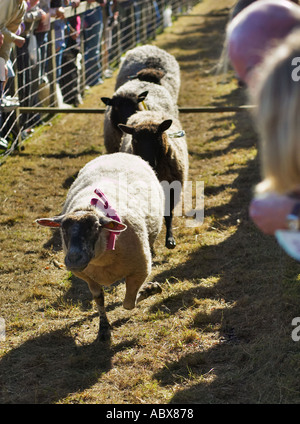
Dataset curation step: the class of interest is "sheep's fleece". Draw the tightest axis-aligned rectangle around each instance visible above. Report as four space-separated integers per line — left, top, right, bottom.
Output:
115 44 181 101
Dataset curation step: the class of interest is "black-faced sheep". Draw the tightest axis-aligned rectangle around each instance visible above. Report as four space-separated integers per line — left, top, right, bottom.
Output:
36 153 164 341
115 44 181 102
102 79 179 154
119 110 189 249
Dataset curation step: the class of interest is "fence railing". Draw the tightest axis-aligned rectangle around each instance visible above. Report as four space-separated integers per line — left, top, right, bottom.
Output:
0 0 198 164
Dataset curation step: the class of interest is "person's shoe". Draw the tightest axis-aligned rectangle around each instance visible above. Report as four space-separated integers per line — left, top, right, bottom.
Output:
0 138 8 149
0 96 20 112
103 69 113 78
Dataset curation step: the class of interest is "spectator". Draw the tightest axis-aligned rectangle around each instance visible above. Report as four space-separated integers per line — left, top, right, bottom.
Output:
50 0 67 81
230 0 300 21
0 0 27 98
34 0 51 90
103 0 118 75
61 0 83 106
0 32 5 98
248 29 300 251
17 0 46 127
0 0 27 148
118 1 134 53
83 0 106 87
133 1 142 43
153 1 161 27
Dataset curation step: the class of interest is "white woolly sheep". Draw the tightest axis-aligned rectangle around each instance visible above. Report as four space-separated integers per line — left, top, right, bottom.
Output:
119 110 189 249
115 44 181 102
36 153 164 341
102 79 179 154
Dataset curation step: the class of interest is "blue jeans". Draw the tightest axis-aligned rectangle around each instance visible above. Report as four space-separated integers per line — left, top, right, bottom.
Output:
134 1 142 43
35 31 49 84
83 7 104 86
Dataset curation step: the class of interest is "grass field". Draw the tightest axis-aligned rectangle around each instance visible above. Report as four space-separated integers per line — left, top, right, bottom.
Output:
1 0 300 404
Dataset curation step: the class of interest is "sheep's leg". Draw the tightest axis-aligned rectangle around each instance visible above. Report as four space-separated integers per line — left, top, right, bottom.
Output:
84 278 111 341
165 187 176 249
93 287 111 341
123 274 148 310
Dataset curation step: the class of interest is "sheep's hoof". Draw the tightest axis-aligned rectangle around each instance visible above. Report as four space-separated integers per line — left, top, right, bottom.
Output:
136 282 162 303
123 299 136 310
166 237 176 249
97 329 111 342
97 324 111 342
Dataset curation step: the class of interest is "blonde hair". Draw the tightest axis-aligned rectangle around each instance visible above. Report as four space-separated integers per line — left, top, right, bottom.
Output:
252 29 300 195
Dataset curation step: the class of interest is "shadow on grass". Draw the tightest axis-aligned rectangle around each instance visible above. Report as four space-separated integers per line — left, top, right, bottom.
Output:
148 98 300 404
0 324 137 403
149 152 300 402
150 10 300 399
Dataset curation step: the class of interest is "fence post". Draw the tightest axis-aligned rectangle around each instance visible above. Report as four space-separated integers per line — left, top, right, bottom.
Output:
102 7 109 75
12 47 21 148
48 25 58 107
80 27 86 93
115 19 122 66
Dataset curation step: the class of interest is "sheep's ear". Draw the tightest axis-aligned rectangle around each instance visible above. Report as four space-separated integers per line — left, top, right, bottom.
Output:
35 216 64 228
100 217 127 232
138 91 148 102
159 119 172 133
118 124 135 135
101 97 112 106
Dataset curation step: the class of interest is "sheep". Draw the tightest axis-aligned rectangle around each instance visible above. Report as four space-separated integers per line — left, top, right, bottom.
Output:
119 110 189 249
101 79 179 154
36 152 164 341
115 45 181 102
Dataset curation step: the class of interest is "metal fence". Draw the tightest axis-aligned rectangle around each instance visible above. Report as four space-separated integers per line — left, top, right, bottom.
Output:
0 0 198 164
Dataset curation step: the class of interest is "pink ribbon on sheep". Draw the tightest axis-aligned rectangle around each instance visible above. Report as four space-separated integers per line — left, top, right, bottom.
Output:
91 188 121 250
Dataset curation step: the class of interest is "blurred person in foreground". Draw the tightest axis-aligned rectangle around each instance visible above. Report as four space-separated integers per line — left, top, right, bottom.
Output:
248 29 300 259
230 0 299 21
225 0 300 90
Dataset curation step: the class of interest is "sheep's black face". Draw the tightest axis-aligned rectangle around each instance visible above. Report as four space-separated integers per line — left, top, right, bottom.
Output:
62 214 101 272
111 97 139 128
132 129 161 170
102 92 148 131
119 119 172 172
